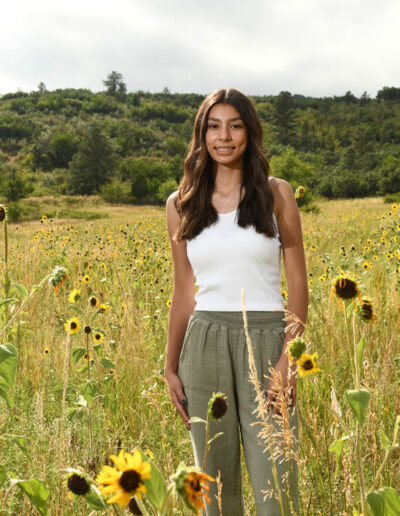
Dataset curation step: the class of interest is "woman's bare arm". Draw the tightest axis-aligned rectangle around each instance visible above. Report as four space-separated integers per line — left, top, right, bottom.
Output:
266 178 309 411
165 192 196 428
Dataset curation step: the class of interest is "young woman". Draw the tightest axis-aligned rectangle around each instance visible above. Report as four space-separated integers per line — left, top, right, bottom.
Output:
165 88 308 515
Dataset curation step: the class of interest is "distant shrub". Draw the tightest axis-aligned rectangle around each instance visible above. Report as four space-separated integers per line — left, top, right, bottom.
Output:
383 192 400 203
99 181 133 204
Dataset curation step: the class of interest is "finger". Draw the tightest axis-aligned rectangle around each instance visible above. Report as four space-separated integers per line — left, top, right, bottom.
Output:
172 395 191 429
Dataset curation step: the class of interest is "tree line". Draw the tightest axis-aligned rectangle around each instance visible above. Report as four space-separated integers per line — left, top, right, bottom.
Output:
1 72 400 207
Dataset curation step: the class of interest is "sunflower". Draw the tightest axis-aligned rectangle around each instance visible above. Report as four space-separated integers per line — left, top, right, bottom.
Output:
44 347 50 355
41 215 48 222
68 288 81 304
96 449 151 508
64 317 81 334
208 392 228 420
171 464 214 515
0 204 7 222
82 275 90 284
287 337 307 361
166 299 172 308
357 297 377 323
296 352 322 378
89 296 99 309
98 303 110 313
93 331 104 344
49 265 67 295
330 271 362 308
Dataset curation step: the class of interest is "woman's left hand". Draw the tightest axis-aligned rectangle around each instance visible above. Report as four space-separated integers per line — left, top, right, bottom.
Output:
265 353 297 415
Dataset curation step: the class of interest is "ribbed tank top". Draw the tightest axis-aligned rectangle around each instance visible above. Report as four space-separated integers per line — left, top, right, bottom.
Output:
186 178 284 311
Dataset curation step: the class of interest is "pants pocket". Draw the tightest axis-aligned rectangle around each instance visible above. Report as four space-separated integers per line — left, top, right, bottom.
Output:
178 318 218 392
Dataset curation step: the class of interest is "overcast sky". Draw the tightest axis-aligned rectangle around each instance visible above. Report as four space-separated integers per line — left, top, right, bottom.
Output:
2 0 399 98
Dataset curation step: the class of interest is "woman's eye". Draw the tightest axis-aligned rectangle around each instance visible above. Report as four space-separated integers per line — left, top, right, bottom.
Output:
232 124 244 129
207 124 219 129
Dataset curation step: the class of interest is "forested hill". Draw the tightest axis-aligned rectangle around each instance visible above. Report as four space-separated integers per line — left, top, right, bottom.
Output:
1 83 400 206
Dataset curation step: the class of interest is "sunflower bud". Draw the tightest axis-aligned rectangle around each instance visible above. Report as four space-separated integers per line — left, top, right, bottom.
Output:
67 473 90 495
171 463 214 514
207 392 228 420
84 325 92 334
287 337 307 360
128 497 143 515
0 205 7 222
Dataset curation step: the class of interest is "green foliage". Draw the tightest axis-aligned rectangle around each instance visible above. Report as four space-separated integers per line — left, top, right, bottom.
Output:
68 124 116 194
0 165 34 202
270 146 315 185
0 344 18 407
102 70 127 97
367 487 400 515
99 180 133 204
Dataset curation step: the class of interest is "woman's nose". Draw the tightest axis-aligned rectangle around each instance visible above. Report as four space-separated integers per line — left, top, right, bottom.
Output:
219 125 231 141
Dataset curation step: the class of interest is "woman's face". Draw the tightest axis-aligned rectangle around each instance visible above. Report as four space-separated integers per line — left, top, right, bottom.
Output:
205 103 248 169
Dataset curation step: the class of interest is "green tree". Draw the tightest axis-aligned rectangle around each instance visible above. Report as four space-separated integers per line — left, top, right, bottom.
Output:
68 125 115 194
269 147 314 186
272 91 295 145
0 164 34 201
103 71 127 97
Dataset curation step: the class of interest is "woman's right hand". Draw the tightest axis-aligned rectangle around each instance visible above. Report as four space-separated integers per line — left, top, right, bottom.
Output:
165 370 191 430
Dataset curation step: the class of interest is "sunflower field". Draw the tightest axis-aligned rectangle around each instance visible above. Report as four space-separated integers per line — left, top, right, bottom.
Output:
0 195 399 515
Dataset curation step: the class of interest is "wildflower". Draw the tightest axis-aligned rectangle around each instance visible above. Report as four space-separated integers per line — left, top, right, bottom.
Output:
98 303 110 313
64 317 80 334
89 296 99 309
84 325 92 334
41 215 48 222
287 337 307 361
392 203 398 211
0 204 7 222
357 298 377 323
44 347 50 355
166 299 172 308
93 331 104 344
96 449 151 508
295 186 305 199
296 352 322 378
82 275 90 284
83 353 90 362
67 473 90 496
208 392 228 420
68 289 81 304
331 271 361 300
49 265 67 295
146 449 154 461
171 463 214 515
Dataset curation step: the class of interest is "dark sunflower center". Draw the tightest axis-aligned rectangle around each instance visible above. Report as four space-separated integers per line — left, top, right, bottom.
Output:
303 359 314 371
189 477 201 492
336 278 358 299
361 302 373 319
91 298 97 306
71 322 77 329
95 334 101 340
119 470 142 493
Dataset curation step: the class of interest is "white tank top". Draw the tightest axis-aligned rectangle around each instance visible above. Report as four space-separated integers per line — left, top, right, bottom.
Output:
186 179 284 311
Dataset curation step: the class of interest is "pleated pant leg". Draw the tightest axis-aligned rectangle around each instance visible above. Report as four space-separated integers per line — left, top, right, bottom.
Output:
177 311 299 516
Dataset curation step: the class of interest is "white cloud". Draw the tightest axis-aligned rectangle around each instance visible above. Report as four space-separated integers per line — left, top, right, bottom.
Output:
1 0 399 96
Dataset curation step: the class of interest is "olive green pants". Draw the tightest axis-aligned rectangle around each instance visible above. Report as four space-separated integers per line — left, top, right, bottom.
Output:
178 311 299 516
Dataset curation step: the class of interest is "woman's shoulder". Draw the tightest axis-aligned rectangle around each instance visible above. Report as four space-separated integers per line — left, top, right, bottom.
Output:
267 176 296 218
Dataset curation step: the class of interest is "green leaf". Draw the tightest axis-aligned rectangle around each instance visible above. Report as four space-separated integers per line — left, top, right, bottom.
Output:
10 435 32 463
208 432 224 446
0 344 18 407
329 435 349 479
142 456 167 511
100 357 116 369
11 283 28 299
16 479 50 516
345 388 370 427
79 383 96 408
379 430 391 452
367 486 400 516
93 344 102 357
0 298 17 307
188 416 207 424
85 488 108 510
71 346 86 365
356 337 366 374
0 465 7 487
393 415 400 444
346 301 355 318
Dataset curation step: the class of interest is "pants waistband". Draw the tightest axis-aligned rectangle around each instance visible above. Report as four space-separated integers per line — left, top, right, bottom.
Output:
192 310 285 329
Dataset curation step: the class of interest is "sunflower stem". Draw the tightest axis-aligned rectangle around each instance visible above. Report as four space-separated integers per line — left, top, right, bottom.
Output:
342 302 356 381
202 412 211 472
86 331 94 462
159 484 174 516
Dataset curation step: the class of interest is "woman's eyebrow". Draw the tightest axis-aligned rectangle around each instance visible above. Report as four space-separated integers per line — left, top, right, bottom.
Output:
207 117 243 122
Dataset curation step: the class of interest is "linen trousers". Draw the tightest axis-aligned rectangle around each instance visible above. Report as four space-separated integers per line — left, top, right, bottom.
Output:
178 310 299 516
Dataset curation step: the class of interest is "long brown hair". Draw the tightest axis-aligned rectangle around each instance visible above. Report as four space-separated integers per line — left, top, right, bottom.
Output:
175 88 276 240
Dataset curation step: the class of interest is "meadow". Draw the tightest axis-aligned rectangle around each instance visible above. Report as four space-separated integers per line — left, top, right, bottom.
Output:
0 195 399 515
